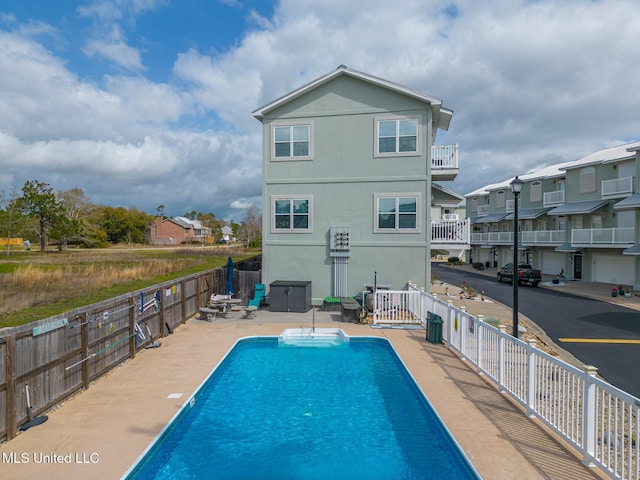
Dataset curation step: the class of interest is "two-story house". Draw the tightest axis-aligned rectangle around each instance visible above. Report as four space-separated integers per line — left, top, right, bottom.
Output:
253 66 454 305
467 141 640 288
151 216 211 245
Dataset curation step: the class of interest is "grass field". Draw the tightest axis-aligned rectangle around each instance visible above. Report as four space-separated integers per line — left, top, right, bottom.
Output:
0 246 259 328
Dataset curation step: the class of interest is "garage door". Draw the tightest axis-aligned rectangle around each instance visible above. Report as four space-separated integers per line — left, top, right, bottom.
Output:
540 251 565 275
592 254 634 285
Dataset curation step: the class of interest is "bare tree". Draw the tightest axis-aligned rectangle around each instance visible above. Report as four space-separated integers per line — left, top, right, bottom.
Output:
238 204 262 248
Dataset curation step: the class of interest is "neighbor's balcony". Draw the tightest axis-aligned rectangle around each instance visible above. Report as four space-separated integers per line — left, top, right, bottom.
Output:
571 227 634 245
470 231 515 245
601 176 633 198
431 144 458 181
521 230 565 245
477 204 490 215
543 190 565 207
431 219 470 245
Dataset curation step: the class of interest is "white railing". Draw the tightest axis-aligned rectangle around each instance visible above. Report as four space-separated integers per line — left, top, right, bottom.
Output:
571 228 635 245
602 176 634 197
443 213 460 220
521 230 566 245
372 290 422 324
544 189 565 206
470 232 488 244
506 199 515 212
405 282 640 480
487 231 514 244
477 204 490 215
431 219 470 244
432 144 458 169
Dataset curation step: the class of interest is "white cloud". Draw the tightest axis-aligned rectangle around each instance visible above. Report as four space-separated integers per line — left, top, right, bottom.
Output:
82 24 144 71
1 0 639 218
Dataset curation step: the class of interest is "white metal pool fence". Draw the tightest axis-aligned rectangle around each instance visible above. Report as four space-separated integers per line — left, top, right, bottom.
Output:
371 285 639 480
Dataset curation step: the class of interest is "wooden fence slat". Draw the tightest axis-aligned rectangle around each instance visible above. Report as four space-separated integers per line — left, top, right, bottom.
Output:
5 335 16 441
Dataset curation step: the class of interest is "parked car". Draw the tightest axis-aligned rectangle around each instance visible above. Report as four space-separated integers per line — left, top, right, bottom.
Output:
497 263 541 287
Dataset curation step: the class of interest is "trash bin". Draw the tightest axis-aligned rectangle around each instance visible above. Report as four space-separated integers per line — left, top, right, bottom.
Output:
426 312 443 343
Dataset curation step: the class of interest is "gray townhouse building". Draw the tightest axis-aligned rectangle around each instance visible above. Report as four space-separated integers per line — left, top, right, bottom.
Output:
252 66 459 306
467 141 640 290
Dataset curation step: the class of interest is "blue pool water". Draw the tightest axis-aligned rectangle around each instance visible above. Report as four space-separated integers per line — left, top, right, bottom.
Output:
125 337 480 479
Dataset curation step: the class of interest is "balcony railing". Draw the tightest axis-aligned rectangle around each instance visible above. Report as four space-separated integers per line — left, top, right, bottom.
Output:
470 231 515 245
571 227 635 245
506 199 515 212
543 190 565 206
477 204 490 215
521 230 565 245
442 213 460 220
431 144 458 169
601 176 634 197
431 219 470 244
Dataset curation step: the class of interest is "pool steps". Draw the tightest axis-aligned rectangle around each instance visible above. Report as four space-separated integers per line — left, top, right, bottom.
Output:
278 328 349 346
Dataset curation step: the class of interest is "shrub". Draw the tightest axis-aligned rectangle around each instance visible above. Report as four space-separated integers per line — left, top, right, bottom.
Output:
447 256 461 264
472 262 485 270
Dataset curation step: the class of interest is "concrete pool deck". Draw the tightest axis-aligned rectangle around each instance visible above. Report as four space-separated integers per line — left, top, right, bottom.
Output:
0 309 605 479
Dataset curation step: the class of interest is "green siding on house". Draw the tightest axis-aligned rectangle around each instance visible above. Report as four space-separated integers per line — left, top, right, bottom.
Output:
255 67 450 303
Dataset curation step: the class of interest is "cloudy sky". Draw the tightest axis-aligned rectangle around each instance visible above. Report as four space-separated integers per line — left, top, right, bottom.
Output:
0 0 638 220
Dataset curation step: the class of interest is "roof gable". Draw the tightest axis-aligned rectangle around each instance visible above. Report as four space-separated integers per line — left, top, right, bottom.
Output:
252 65 452 132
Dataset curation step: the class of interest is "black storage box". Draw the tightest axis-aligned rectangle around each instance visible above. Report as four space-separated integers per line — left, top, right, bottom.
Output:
269 281 312 312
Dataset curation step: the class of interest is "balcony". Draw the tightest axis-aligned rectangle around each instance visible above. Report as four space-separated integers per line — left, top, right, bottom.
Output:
477 204 490 215
431 219 470 247
521 230 565 245
601 176 633 198
470 231 515 245
431 144 458 181
570 227 634 246
543 189 565 207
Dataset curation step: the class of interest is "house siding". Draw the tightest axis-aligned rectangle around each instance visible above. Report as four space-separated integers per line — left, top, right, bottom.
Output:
257 69 447 304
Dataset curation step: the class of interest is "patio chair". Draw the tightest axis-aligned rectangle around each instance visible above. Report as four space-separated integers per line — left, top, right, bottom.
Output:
248 283 265 308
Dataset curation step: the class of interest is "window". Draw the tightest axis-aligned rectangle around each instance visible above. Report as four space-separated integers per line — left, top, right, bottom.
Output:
272 124 311 160
272 196 312 232
374 193 421 232
376 117 419 155
496 190 505 208
580 167 596 193
530 181 542 202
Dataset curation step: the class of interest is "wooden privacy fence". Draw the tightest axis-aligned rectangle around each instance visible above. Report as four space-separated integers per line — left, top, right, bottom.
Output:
0 266 261 443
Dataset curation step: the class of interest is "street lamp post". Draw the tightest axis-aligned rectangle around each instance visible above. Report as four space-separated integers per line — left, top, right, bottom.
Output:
510 176 524 338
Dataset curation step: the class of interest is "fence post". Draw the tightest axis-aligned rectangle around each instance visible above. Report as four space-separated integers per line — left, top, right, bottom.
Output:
581 365 598 467
446 301 454 350
81 311 89 390
498 325 506 393
5 334 16 441
526 337 537 417
180 279 187 325
476 316 484 374
129 297 136 359
159 287 165 339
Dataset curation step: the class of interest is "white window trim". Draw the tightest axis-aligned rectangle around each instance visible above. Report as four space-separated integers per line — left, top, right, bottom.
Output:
373 192 422 233
270 195 313 233
496 190 505 208
271 121 313 161
530 181 542 202
373 115 421 158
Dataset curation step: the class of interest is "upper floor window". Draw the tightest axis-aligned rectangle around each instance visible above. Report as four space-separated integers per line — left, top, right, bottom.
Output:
496 190 505 208
272 196 312 232
374 193 421 232
580 167 596 193
273 124 312 160
530 181 542 202
375 117 419 156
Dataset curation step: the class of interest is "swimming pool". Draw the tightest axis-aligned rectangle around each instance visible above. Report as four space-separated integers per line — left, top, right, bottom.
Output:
124 333 480 479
